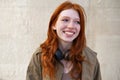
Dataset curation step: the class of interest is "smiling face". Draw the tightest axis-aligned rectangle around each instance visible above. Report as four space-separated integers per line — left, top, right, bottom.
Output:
53 9 80 44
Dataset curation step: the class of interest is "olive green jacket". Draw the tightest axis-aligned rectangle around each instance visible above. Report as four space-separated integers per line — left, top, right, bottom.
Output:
26 47 102 80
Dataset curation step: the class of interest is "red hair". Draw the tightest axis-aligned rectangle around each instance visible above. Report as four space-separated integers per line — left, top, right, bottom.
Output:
40 1 86 80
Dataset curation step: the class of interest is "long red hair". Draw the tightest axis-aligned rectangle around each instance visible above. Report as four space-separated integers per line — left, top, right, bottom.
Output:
40 1 86 80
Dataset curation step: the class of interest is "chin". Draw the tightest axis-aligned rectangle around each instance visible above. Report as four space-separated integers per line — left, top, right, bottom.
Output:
63 39 74 43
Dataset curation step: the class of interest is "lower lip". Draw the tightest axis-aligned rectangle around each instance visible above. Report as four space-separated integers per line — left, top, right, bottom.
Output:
64 32 74 37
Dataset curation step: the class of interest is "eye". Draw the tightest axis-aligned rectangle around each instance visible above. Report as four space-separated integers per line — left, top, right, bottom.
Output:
75 21 80 24
77 21 80 24
62 19 69 22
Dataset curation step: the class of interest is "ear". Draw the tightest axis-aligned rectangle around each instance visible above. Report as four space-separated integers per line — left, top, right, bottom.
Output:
52 26 56 30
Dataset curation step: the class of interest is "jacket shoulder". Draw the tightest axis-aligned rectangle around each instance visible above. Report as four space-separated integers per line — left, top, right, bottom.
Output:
33 47 41 55
83 46 98 63
82 47 102 80
32 47 42 60
30 47 42 67
26 47 42 80
83 46 97 56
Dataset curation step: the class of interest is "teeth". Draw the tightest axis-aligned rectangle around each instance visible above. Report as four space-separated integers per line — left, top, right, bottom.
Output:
65 31 74 35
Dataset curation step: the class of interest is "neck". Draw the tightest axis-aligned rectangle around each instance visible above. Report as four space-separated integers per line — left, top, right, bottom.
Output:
58 41 72 53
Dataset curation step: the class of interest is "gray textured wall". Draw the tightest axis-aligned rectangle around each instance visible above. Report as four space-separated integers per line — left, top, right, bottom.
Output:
0 0 120 80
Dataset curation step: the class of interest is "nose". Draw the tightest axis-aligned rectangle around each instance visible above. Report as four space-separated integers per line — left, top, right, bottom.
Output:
67 21 74 29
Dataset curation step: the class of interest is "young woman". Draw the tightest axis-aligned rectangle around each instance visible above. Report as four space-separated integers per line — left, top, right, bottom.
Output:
26 1 102 80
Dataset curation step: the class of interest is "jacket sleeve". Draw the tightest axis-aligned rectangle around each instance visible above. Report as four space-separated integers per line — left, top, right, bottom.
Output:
26 51 42 80
94 59 102 80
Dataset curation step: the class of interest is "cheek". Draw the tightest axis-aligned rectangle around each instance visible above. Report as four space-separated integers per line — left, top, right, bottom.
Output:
55 22 61 30
56 24 64 31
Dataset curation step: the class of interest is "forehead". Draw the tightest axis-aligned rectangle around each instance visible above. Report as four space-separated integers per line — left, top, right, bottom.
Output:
59 9 80 19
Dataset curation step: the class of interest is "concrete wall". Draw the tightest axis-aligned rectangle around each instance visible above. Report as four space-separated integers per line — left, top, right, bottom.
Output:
0 0 120 80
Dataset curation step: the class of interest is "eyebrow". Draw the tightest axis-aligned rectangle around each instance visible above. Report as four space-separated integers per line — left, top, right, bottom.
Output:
61 16 80 20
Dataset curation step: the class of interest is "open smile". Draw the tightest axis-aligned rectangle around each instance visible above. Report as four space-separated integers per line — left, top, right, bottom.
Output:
63 30 75 36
